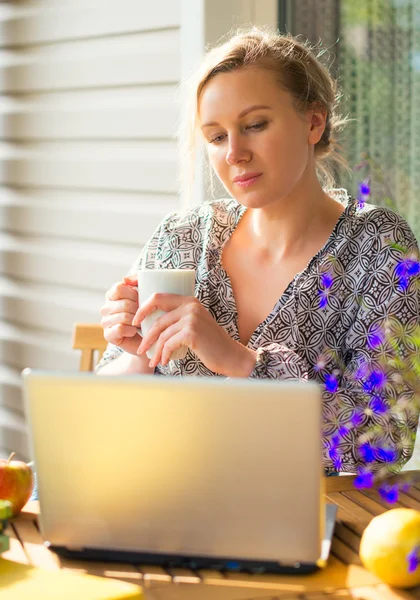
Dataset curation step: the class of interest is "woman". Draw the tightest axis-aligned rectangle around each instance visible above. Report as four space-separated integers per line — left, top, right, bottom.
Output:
97 28 420 477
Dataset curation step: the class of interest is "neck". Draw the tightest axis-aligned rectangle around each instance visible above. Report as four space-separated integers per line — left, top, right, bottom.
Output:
241 170 343 262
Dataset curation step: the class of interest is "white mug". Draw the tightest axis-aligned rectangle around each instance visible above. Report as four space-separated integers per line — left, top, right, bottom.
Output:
137 269 196 361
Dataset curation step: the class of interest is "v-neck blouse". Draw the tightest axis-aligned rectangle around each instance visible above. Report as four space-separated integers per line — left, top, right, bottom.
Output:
98 190 420 474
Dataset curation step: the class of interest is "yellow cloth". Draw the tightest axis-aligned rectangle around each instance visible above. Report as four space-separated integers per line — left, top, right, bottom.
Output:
0 558 143 600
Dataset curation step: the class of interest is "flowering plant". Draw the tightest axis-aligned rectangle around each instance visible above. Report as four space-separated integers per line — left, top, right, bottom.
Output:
353 152 399 213
318 154 420 504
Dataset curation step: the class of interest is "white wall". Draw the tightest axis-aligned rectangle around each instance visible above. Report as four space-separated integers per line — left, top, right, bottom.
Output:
0 0 182 460
0 0 278 460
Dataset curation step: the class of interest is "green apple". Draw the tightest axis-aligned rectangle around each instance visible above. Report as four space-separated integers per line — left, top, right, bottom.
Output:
0 453 34 517
0 499 11 553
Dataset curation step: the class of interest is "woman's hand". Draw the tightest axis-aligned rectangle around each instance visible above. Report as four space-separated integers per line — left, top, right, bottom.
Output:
132 294 257 377
100 274 144 356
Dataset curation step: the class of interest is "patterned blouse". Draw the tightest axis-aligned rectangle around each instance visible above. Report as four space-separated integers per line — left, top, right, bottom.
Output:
98 190 420 475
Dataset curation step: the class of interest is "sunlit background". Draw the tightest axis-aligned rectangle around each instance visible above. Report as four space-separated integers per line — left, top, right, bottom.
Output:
0 0 419 466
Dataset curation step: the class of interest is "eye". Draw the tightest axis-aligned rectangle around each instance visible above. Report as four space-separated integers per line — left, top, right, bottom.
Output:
208 121 267 144
247 121 267 131
209 134 226 144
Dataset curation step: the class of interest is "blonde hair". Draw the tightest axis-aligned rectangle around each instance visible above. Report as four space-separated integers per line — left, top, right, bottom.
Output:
179 27 349 198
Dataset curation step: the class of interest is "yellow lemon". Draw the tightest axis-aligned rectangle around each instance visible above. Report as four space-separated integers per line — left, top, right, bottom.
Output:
359 508 420 588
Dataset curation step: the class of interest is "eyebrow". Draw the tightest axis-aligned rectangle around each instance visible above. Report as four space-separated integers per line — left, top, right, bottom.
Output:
201 105 272 129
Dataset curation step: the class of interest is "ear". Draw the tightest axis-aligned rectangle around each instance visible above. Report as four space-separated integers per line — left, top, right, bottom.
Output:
308 106 327 145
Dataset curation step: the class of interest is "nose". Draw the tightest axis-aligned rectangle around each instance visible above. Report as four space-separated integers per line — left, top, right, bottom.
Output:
225 134 251 166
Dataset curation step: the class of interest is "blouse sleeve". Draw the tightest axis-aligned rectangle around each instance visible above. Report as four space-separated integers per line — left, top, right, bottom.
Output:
249 218 420 476
96 212 175 373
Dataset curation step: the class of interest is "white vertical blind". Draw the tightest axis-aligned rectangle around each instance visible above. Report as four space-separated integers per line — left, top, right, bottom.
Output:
0 0 182 460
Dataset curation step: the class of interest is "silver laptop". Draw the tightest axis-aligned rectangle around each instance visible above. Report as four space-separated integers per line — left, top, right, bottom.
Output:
22 370 336 574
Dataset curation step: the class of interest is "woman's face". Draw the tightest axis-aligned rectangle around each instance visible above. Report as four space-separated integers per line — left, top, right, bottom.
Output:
198 67 325 208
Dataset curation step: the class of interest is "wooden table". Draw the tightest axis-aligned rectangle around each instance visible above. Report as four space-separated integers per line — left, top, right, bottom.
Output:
4 473 420 599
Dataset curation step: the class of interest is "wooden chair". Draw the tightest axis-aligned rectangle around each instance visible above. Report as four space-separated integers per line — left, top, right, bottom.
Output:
72 324 108 372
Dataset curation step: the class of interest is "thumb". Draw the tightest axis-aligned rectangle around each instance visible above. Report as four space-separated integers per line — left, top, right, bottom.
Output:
123 274 138 287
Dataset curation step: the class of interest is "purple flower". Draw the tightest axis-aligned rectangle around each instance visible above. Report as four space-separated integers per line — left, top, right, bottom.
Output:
359 442 375 463
354 471 374 489
331 435 340 446
399 275 410 291
363 369 387 392
319 291 329 309
396 259 420 278
372 369 386 387
325 374 339 393
367 328 384 350
370 395 388 414
329 447 338 460
354 361 369 380
395 258 420 290
377 447 398 463
362 381 373 393
407 260 420 277
357 180 370 209
379 484 399 504
359 180 371 196
321 272 334 289
328 436 342 466
351 411 364 427
318 271 334 308
407 546 420 573
338 425 349 437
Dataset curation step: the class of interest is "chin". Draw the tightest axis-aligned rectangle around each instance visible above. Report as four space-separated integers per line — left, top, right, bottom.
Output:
233 191 277 209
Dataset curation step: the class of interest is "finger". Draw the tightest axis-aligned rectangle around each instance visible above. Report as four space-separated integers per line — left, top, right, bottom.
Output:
137 307 183 353
101 312 138 330
159 329 186 367
104 323 139 345
148 322 183 368
106 282 139 303
133 293 191 326
123 274 138 287
101 298 138 317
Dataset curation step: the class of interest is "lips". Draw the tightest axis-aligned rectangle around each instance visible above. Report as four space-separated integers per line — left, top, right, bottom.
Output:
233 172 262 183
233 173 262 188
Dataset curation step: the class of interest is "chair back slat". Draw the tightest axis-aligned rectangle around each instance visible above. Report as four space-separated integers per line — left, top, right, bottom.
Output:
72 324 107 372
